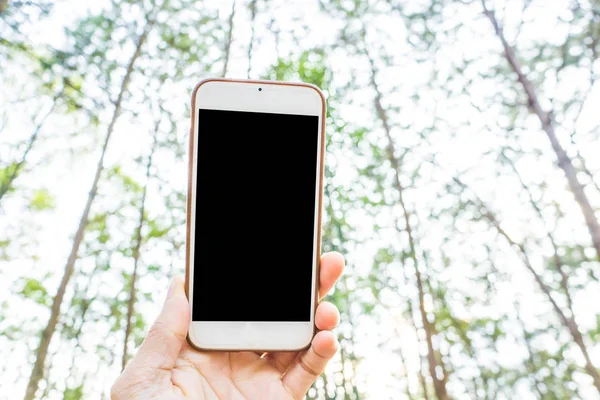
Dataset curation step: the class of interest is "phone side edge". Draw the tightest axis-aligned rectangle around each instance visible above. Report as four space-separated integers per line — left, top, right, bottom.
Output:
311 81 327 352
186 78 221 351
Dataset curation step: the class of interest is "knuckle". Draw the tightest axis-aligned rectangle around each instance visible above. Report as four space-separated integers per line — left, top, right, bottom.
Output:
298 354 321 377
148 319 181 342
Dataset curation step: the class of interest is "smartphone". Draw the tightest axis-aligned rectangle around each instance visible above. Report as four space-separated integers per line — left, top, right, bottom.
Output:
185 78 326 351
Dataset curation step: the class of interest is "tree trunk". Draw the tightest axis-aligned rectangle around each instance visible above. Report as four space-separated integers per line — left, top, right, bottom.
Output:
23 24 152 400
121 119 159 371
62 258 101 397
222 0 236 77
246 0 257 79
365 43 448 400
414 262 448 400
38 346 59 400
500 150 575 312
0 0 8 15
436 284 483 399
481 0 600 261
62 300 91 397
0 102 56 205
454 176 600 393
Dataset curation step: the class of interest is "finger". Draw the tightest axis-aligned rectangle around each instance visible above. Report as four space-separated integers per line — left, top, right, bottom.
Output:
282 331 338 397
129 276 190 371
267 301 340 373
319 252 344 299
267 351 298 374
315 301 339 331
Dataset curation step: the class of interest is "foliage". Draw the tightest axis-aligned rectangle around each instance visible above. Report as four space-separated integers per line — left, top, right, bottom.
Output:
1 0 600 399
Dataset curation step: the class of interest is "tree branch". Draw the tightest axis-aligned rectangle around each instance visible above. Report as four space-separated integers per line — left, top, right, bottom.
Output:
0 98 58 205
121 116 159 371
24 18 154 400
481 0 600 261
454 175 600 393
363 30 449 400
499 149 575 314
247 0 257 79
221 0 236 77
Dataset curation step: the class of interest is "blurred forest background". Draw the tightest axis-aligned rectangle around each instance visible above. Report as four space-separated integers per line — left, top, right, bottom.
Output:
1 0 600 399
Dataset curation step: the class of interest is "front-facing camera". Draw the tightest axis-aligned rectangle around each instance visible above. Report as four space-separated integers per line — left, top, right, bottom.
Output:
258 87 262 91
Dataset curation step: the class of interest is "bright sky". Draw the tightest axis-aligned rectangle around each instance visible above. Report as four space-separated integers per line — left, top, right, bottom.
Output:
1 0 599 399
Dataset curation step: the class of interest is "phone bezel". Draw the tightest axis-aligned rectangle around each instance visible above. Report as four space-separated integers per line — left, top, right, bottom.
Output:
186 78 326 351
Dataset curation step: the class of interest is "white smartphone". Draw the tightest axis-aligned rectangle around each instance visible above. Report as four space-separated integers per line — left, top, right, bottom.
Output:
185 78 326 351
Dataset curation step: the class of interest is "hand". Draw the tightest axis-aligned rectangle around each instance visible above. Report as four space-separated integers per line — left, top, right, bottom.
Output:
111 252 345 400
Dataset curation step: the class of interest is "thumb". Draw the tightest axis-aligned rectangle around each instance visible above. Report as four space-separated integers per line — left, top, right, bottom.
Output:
130 275 190 371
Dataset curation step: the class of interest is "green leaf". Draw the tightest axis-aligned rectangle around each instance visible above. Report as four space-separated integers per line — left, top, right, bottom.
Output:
29 188 56 210
63 383 85 400
106 165 142 193
0 162 20 189
19 278 49 306
146 264 161 272
145 219 170 239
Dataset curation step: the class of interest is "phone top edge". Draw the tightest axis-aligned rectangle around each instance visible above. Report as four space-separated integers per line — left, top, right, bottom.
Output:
192 78 326 105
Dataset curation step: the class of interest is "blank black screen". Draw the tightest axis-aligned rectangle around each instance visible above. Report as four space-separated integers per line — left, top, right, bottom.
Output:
192 109 319 322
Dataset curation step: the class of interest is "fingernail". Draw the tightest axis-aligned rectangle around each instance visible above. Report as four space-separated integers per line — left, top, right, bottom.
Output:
167 276 186 301
167 277 178 299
